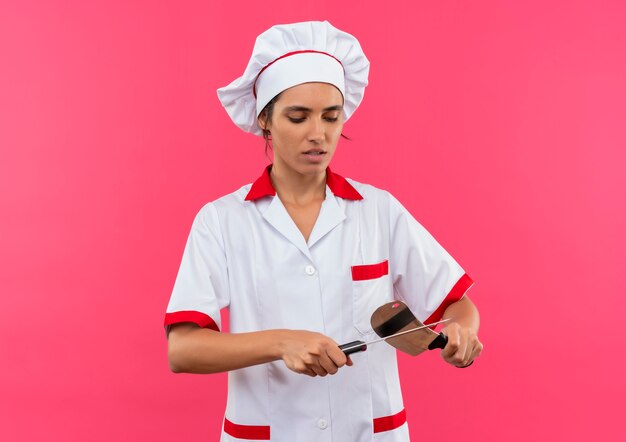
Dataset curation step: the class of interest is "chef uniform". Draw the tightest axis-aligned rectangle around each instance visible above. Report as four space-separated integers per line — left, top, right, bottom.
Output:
164 21 474 442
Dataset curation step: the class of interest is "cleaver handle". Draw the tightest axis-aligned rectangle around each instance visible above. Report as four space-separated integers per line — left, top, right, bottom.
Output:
339 340 367 355
427 332 448 350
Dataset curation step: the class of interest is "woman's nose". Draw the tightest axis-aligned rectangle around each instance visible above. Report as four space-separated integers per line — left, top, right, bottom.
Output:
307 118 325 142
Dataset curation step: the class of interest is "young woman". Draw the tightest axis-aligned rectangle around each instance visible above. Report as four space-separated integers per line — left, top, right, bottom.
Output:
165 21 482 442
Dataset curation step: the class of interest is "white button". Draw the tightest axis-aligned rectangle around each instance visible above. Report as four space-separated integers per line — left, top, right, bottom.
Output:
317 418 328 429
305 265 316 275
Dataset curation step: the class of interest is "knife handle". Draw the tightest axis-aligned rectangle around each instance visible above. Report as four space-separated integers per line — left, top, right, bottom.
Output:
339 340 367 355
428 332 448 350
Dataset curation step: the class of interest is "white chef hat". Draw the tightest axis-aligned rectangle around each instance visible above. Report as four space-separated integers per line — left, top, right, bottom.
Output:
217 21 370 136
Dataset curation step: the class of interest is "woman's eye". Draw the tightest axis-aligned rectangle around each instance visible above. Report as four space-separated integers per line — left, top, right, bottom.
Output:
287 115 339 123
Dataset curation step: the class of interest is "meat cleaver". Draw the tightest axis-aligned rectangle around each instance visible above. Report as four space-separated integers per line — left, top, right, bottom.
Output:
339 301 449 355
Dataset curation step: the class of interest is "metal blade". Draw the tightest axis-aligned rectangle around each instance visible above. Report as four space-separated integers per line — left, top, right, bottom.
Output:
367 317 451 345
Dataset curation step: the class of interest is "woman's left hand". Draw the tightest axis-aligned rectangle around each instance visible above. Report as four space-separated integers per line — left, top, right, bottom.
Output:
440 322 483 368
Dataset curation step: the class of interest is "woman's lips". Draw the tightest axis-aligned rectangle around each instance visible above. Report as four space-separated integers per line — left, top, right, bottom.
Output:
302 151 327 163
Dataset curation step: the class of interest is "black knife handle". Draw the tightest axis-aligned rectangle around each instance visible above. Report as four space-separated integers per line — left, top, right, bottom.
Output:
428 332 448 350
339 340 367 355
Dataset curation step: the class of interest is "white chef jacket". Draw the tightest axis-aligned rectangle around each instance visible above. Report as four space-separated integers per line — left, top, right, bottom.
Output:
165 165 474 442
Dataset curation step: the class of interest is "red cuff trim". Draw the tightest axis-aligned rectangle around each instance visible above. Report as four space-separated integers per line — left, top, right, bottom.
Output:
164 311 220 332
351 260 389 281
373 408 407 433
425 273 474 325
224 419 270 440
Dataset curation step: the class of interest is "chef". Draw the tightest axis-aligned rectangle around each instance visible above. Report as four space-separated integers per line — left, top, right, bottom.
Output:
165 21 482 442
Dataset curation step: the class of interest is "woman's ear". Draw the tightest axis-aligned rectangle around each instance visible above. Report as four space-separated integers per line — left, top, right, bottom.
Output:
258 112 268 131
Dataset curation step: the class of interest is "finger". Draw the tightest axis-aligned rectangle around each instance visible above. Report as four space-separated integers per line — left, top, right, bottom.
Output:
451 336 469 367
461 334 474 366
303 368 318 377
459 337 482 367
346 355 353 366
440 324 461 359
303 355 327 377
470 339 483 362
327 345 348 368
318 353 339 375
290 361 317 377
310 364 327 377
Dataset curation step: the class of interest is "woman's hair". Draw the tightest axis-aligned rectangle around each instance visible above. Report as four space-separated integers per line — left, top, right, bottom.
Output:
257 91 351 158
258 93 282 158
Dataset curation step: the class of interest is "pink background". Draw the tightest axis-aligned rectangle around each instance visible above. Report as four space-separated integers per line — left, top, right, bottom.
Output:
1 1 625 440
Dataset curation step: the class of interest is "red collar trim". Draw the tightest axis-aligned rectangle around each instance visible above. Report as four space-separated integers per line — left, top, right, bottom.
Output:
245 165 363 201
325 166 364 200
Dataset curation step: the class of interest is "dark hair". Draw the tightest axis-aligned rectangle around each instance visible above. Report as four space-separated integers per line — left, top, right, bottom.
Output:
258 92 351 158
258 93 282 158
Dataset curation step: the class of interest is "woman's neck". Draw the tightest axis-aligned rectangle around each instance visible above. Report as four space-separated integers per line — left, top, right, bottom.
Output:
270 164 326 206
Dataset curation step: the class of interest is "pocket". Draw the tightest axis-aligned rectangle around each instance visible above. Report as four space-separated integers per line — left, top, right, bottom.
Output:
351 260 391 335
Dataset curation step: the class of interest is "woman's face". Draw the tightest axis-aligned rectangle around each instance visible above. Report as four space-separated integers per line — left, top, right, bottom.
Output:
260 82 344 177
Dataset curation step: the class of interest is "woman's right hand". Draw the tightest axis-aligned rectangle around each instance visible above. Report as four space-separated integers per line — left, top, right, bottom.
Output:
277 330 353 377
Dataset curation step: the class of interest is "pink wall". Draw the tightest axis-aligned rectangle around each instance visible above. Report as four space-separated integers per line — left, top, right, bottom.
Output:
1 1 625 440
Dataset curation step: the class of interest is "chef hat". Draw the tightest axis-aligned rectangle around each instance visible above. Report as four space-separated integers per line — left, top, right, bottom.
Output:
217 21 370 136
